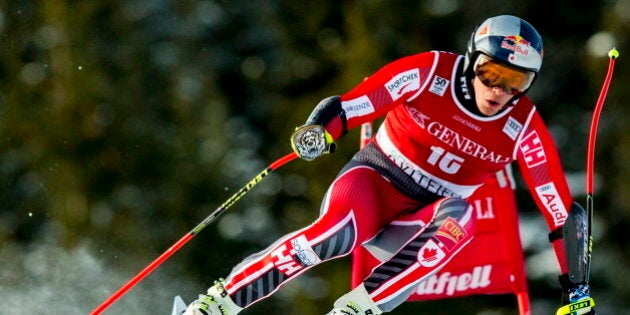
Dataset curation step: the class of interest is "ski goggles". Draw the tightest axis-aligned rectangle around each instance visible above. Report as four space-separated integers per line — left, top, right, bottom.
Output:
474 54 535 95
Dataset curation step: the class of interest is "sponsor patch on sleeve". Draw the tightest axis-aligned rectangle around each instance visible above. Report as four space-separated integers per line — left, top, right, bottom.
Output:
503 116 523 140
535 182 568 226
385 69 421 101
341 95 375 119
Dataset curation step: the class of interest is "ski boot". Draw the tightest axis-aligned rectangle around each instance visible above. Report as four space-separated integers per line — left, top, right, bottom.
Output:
326 284 383 315
183 279 243 315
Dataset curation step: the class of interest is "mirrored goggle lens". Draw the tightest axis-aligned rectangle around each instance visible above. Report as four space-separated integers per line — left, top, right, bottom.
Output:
474 54 535 94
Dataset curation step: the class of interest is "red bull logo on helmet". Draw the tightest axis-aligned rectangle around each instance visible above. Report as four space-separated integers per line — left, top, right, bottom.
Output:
501 35 531 56
504 35 530 46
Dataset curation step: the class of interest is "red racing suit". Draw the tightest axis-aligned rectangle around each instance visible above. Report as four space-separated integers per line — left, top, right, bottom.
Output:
220 51 573 312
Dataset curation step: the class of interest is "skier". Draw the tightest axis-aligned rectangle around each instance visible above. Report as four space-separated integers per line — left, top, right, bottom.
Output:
184 15 595 314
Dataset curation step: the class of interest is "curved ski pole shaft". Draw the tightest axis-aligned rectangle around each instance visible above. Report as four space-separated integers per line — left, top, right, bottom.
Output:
584 48 618 281
587 48 619 195
90 152 298 315
555 48 617 315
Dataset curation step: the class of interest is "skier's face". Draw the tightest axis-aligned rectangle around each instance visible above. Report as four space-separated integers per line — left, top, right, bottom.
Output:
472 76 513 116
471 54 536 116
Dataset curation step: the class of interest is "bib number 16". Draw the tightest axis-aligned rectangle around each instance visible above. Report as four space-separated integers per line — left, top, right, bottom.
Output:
427 146 464 174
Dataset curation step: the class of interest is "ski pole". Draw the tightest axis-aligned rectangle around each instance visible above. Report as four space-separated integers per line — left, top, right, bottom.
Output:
585 47 618 282
90 152 298 314
556 47 619 315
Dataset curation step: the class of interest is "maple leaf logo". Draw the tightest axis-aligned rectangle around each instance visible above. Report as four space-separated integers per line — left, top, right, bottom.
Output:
418 239 446 267
422 247 438 261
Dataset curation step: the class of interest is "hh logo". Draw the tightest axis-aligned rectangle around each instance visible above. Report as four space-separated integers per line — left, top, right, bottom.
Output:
271 244 303 276
519 130 546 168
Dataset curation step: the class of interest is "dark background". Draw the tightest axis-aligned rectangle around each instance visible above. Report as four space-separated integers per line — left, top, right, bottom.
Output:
0 0 627 314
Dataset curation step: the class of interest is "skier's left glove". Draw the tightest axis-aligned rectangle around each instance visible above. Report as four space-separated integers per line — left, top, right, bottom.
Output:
290 124 336 161
556 274 596 315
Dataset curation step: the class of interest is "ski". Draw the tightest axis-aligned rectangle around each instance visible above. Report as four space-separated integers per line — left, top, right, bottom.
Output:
171 296 187 315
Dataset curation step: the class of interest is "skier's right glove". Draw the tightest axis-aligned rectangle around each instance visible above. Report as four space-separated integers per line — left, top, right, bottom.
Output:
290 124 336 161
556 274 596 315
